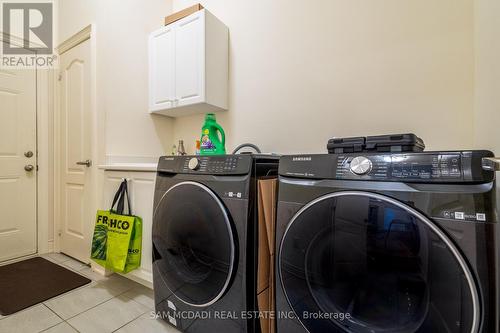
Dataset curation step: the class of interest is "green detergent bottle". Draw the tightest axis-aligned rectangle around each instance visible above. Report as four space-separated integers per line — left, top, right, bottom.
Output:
200 113 226 155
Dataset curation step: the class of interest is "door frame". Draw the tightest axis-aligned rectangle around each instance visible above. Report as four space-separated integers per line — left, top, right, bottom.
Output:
53 24 102 256
37 60 52 255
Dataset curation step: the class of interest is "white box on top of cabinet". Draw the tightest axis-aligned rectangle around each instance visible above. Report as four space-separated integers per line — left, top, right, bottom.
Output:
149 9 229 117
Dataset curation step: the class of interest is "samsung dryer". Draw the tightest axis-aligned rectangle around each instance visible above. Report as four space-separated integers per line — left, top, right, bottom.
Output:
153 154 278 333
276 151 498 333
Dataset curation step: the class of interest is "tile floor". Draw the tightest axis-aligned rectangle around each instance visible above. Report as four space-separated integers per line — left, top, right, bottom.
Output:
0 253 180 333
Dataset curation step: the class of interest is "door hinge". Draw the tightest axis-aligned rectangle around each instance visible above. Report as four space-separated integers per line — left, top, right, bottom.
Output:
58 73 62 81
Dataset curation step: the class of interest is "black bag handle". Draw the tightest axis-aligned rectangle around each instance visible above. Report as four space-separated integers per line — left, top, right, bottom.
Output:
111 179 132 215
111 181 125 211
121 180 132 215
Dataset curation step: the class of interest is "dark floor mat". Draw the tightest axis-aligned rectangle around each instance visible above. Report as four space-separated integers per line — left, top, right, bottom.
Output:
0 256 91 315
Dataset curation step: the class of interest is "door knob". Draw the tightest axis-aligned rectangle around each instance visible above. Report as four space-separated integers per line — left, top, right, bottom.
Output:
76 160 92 167
24 151 34 158
24 164 34 172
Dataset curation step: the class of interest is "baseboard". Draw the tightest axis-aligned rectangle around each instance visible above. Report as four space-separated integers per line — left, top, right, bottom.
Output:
0 253 39 266
47 240 54 253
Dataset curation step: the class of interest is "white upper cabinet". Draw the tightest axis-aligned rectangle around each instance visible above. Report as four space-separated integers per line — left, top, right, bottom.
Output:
149 9 228 117
149 25 175 111
175 12 204 107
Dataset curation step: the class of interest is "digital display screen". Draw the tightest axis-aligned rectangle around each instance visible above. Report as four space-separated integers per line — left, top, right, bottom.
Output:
390 154 436 179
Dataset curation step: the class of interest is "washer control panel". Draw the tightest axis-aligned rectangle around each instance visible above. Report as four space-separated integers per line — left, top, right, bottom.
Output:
336 153 462 180
158 155 252 175
183 156 242 173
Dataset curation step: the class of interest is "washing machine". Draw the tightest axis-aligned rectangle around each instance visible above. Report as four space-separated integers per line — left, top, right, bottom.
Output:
275 151 499 333
153 154 279 333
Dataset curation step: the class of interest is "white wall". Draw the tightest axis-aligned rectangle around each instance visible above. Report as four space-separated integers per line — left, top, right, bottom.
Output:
474 0 500 155
58 0 175 161
57 0 477 157
171 0 475 154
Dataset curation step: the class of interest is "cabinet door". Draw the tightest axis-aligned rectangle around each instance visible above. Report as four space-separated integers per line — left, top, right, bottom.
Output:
174 10 205 107
149 26 175 112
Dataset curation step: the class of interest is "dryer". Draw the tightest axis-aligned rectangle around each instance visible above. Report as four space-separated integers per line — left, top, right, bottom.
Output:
275 151 499 333
153 154 278 332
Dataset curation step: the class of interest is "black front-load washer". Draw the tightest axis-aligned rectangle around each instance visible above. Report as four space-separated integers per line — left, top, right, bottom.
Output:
275 151 499 333
153 154 278 333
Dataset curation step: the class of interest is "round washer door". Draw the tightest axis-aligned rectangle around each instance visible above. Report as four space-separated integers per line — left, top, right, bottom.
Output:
153 181 236 307
279 191 480 333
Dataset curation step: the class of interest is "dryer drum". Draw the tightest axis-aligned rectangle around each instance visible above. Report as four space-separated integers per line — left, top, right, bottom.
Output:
279 191 480 333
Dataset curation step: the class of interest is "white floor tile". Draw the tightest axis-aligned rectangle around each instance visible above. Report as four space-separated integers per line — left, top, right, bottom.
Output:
39 254 59 264
122 285 155 309
0 305 62 333
44 281 120 320
41 321 79 333
67 295 148 333
79 267 108 281
46 253 72 263
115 312 180 333
97 273 139 294
61 257 89 271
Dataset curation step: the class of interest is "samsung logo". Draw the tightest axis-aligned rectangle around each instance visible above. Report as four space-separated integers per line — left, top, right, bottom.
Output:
292 157 312 161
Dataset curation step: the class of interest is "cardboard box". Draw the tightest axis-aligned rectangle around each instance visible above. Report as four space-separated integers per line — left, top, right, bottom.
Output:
164 4 204 26
257 178 277 333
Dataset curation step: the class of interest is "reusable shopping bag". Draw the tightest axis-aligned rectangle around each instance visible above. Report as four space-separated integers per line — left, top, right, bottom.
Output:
91 179 142 273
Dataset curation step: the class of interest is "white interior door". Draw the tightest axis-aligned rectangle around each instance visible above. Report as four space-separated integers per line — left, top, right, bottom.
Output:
0 65 37 262
59 39 93 263
174 11 205 106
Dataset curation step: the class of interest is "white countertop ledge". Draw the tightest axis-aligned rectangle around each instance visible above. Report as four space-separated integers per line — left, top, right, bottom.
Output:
98 163 158 172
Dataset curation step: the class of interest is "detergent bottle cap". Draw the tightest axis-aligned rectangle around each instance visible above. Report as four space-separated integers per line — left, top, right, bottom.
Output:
205 113 216 122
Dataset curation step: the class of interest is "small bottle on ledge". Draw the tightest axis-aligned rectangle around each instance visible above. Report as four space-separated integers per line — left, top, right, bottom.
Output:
177 140 186 155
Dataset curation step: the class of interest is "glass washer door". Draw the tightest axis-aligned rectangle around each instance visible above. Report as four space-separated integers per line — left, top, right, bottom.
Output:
279 191 480 333
153 181 236 307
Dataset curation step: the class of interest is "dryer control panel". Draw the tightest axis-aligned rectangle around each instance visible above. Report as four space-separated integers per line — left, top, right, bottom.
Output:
279 151 495 183
158 155 253 175
335 153 462 181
